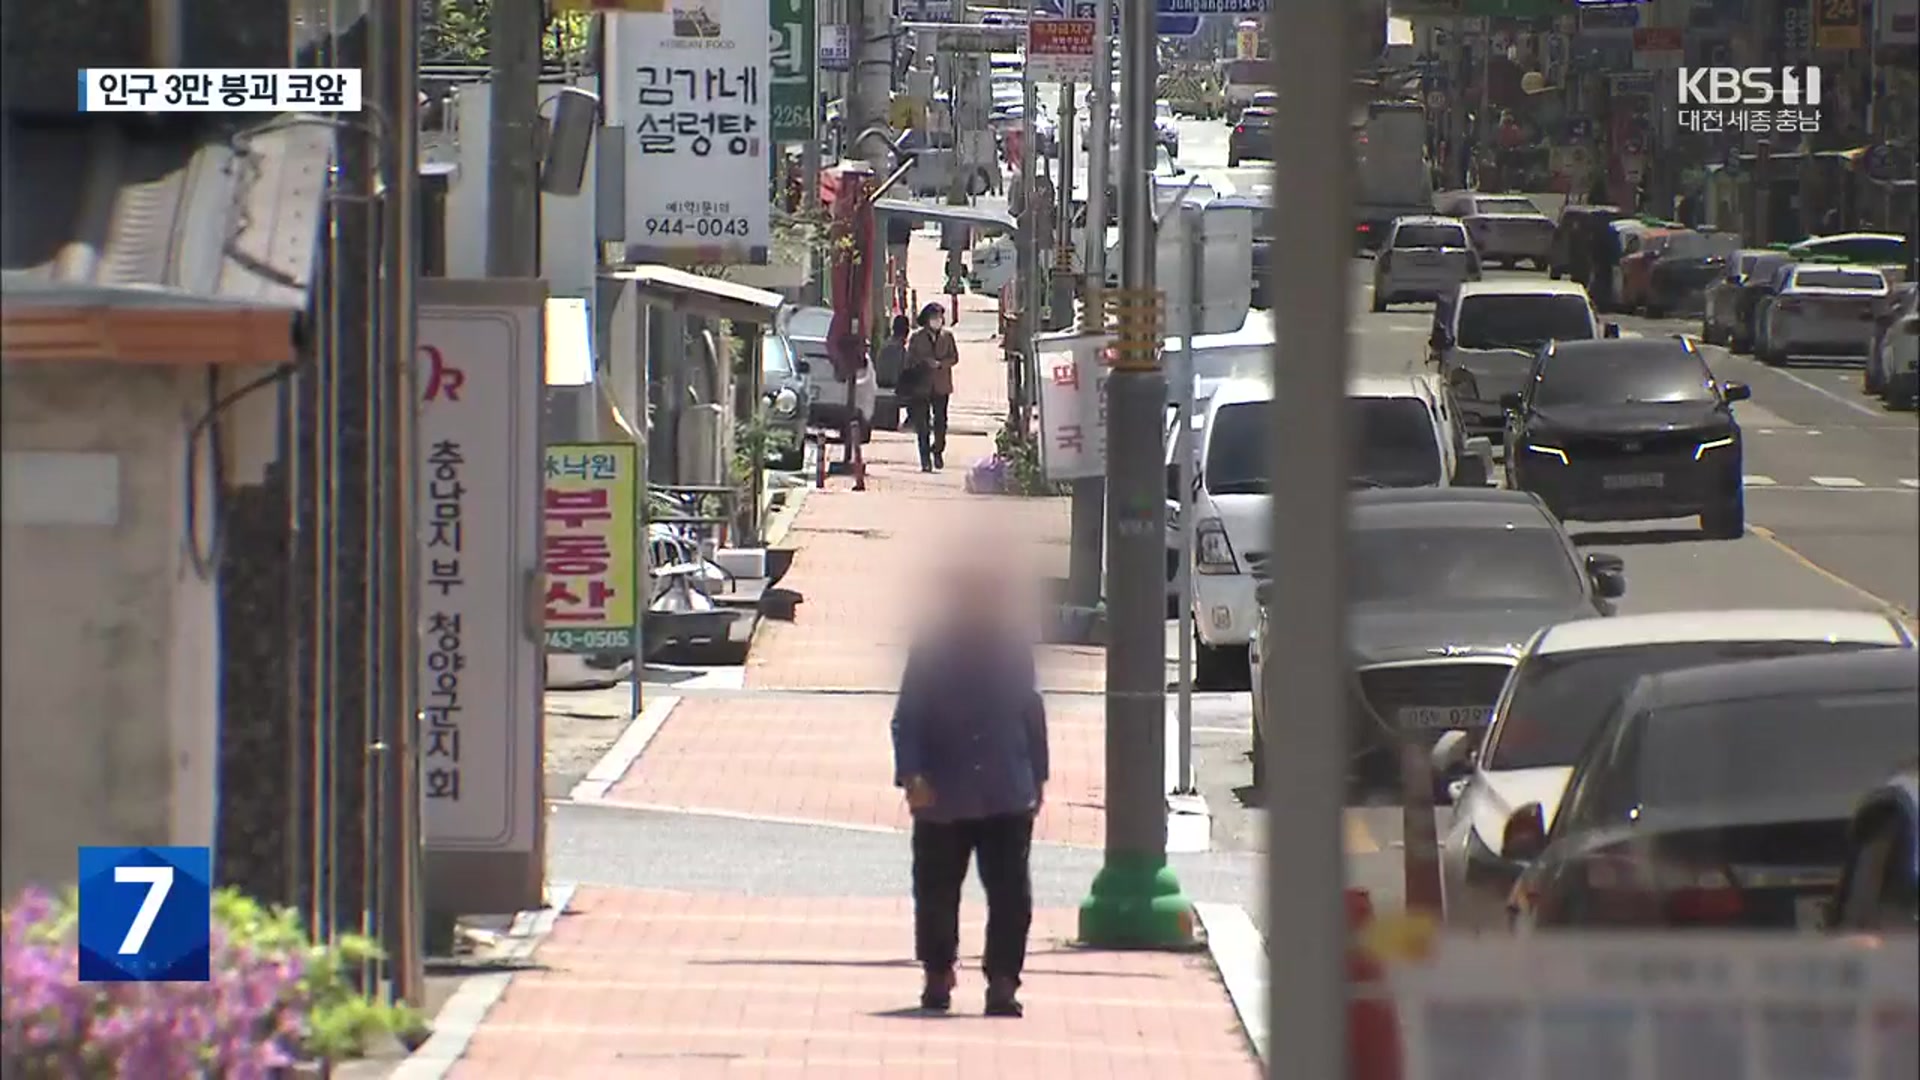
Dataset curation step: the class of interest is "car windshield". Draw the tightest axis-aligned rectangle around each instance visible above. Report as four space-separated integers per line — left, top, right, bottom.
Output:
1350 397 1443 486
1485 641 1885 771
1395 224 1468 249
1347 525 1582 607
762 333 794 378
1240 109 1274 127
1640 690 1920 811
1533 347 1717 406
1455 295 1595 350
1793 269 1887 290
1476 196 1540 215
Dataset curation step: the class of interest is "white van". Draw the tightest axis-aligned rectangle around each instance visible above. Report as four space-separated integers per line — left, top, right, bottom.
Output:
1188 374 1490 684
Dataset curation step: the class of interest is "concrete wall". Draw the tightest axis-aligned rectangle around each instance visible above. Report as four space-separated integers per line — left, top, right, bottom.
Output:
0 361 244 896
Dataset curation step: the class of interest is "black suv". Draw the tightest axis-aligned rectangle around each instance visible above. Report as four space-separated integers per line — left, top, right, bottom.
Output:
1502 337 1751 539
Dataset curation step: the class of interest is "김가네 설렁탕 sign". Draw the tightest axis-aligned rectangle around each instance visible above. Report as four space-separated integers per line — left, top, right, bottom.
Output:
612 0 771 264
416 286 544 857
542 443 639 654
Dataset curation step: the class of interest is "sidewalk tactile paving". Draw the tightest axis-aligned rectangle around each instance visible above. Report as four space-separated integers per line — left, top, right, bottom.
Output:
445 889 1259 1080
603 696 1108 847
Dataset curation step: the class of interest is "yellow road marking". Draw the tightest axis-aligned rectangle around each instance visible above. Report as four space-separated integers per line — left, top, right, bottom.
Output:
1748 524 1918 628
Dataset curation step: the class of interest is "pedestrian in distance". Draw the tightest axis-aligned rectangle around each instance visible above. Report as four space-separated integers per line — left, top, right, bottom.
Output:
892 554 1048 1018
905 302 958 470
886 212 915 309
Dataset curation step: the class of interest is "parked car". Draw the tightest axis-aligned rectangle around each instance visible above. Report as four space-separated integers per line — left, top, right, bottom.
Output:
758 328 813 470
1434 609 1916 930
1372 216 1482 311
1733 253 1802 354
1640 230 1741 318
1502 336 1749 538
1756 263 1891 365
780 305 876 439
1228 106 1275 166
1428 279 1602 439
1789 231 1911 279
1700 248 1776 346
1250 488 1622 789
1881 311 1920 410
1547 204 1625 286
1209 193 1275 309
1506 648 1920 931
1826 761 1919 933
1865 281 1919 400
1433 191 1555 271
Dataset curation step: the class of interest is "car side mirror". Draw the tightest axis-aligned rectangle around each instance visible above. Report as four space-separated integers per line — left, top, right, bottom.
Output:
1722 380 1751 402
1586 551 1627 598
1502 802 1549 862
1430 729 1474 776
1603 322 1622 338
1499 392 1524 411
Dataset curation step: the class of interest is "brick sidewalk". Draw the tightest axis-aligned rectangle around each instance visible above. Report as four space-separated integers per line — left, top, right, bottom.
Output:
446 889 1258 1080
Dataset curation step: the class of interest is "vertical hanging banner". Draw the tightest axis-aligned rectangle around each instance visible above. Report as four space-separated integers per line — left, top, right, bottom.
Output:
770 0 817 142
415 279 547 914
612 0 771 264
542 443 640 654
1814 0 1864 50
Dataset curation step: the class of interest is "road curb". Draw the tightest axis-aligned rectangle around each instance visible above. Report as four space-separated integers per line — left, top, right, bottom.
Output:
566 694 681 804
1749 523 1919 628
1195 901 1268 1063
387 883 578 1080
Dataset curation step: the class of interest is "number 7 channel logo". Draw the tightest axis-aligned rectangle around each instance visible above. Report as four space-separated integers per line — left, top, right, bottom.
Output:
77 846 212 982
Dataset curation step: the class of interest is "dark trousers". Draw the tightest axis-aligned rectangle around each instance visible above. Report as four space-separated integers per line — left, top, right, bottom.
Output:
912 812 1034 985
909 393 950 467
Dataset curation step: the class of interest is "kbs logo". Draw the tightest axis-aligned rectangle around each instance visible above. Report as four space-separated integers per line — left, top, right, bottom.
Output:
1677 67 1822 107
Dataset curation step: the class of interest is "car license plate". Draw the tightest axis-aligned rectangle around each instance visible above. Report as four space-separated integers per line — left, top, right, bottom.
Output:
1394 706 1489 730
1794 895 1828 929
1602 472 1665 490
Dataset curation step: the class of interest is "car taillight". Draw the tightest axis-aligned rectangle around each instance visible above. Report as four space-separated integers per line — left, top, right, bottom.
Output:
1195 519 1239 574
1585 856 1742 925
1357 222 1372 235
1234 125 1245 135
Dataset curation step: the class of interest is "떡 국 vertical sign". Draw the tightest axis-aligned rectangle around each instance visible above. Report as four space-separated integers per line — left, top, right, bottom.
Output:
613 0 772 264
416 279 546 913
770 0 817 142
542 443 639 653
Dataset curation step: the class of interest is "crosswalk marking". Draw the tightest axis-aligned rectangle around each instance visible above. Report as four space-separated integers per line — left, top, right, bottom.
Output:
1744 474 1777 486
1810 476 1867 488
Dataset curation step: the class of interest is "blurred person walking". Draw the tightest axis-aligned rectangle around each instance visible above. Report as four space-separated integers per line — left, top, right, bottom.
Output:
891 559 1048 1018
905 302 957 470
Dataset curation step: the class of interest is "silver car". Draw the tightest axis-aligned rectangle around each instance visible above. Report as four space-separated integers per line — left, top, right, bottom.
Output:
1757 264 1890 364
758 329 812 470
1373 216 1481 311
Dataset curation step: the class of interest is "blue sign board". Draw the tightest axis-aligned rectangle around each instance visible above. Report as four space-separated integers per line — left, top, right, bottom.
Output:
1155 0 1270 11
78 845 212 983
1064 1 1201 37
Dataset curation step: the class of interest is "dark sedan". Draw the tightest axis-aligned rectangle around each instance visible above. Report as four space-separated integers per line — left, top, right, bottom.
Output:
1228 106 1274 166
1503 337 1749 538
1252 488 1623 790
1506 648 1920 931
1700 248 1775 347
1546 204 1624 286
1641 230 1741 318
1827 761 1919 932
1724 251 1799 354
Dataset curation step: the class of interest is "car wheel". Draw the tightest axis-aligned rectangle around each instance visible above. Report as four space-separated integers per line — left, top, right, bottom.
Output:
1757 344 1784 366
1371 290 1388 313
1864 354 1885 395
1227 153 1240 167
1194 636 1242 690
1729 332 1751 355
1701 492 1745 540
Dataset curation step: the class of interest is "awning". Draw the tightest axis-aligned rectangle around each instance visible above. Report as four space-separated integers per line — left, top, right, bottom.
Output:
605 265 785 324
1 117 333 366
873 198 1018 237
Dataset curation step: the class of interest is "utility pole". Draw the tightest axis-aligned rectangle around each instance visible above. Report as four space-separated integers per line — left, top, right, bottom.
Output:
853 0 894 361
1078 0 1190 951
1448 16 1468 188
1266 0 1354 1076
486 0 542 277
1065 0 1112 612
376 0 425 1010
1016 0 1040 427
1049 80 1077 331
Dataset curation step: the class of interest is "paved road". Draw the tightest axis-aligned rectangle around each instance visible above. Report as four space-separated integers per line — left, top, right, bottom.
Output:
1162 115 1919 918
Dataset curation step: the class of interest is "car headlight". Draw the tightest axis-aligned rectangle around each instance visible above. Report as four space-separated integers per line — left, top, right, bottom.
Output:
1693 435 1736 460
1524 443 1569 464
772 387 800 416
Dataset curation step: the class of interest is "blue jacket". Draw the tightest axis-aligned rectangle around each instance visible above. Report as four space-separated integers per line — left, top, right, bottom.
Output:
891 630 1049 823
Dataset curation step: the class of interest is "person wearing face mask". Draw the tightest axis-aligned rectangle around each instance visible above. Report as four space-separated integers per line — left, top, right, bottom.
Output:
905 302 959 470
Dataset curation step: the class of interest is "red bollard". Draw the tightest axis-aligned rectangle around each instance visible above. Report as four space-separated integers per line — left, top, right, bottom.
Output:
1346 888 1404 1080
